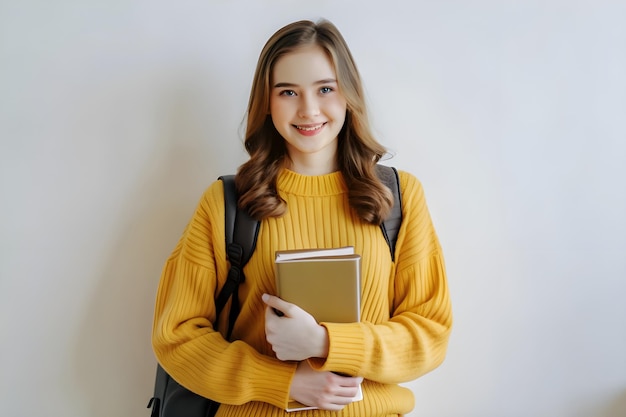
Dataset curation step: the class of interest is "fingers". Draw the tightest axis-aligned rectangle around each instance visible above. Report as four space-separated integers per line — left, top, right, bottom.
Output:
331 377 363 410
315 375 362 409
337 375 364 388
330 373 363 388
263 294 328 360
336 384 360 398
290 361 363 411
333 384 361 399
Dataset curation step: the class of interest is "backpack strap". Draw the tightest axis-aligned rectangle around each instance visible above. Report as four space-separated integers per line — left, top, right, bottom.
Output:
216 175 260 340
376 165 403 261
145 177 259 416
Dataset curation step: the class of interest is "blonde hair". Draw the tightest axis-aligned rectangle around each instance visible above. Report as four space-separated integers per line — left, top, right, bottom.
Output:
237 19 392 224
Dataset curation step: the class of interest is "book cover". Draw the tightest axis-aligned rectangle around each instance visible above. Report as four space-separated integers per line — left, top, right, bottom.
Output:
274 247 361 323
274 247 363 412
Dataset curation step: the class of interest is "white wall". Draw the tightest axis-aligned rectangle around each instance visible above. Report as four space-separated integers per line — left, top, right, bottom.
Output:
1 1 625 416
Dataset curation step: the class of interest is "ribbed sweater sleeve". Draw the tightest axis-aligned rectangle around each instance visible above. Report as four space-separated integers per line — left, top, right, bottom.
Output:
311 171 452 383
151 180 296 409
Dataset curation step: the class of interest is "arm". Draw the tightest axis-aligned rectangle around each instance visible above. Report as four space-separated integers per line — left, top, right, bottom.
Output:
151 181 296 408
311 172 453 383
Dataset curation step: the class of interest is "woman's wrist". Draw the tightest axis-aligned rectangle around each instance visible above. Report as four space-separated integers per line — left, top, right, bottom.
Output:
313 324 330 358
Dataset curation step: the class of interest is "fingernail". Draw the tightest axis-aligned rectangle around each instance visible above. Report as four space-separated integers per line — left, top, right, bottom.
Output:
262 293 269 302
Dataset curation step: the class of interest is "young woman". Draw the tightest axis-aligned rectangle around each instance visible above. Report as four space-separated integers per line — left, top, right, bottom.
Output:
152 19 452 416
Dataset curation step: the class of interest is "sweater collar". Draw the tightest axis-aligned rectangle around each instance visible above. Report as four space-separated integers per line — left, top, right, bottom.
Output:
277 169 347 196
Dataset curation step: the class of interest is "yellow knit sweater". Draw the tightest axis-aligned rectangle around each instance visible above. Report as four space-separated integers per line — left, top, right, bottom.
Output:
152 169 452 417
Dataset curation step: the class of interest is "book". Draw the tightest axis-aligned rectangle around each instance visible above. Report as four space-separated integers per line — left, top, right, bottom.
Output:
274 246 361 323
275 245 356 261
274 246 363 412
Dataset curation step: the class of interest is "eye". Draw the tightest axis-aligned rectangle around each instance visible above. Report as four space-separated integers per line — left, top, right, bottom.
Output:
279 90 296 96
320 86 334 94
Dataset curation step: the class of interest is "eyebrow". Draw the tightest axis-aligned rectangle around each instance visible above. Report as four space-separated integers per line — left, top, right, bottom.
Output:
273 78 338 88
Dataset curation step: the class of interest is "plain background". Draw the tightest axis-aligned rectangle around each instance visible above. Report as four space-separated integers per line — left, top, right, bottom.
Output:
1 1 625 416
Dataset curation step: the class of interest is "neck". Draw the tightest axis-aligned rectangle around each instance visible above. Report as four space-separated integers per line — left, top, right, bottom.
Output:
287 155 338 176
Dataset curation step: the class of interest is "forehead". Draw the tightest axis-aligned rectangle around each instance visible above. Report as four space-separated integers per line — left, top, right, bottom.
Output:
271 45 337 84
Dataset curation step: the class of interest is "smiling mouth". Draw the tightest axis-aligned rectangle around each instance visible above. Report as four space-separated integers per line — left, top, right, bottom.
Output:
294 123 326 132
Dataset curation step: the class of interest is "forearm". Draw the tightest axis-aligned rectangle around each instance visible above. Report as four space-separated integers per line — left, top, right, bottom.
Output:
153 254 297 408
154 332 296 408
319 315 450 383
310 252 452 383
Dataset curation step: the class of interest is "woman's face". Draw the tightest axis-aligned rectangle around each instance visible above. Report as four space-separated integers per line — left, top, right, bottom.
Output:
269 45 347 174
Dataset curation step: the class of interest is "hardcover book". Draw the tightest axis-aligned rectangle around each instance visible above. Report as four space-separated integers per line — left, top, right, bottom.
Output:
274 246 363 412
274 246 361 323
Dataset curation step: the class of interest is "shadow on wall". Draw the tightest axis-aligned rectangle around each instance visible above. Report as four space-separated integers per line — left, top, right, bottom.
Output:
71 74 234 417
597 390 626 417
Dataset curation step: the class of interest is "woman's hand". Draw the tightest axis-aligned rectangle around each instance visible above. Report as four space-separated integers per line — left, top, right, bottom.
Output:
263 293 329 361
290 361 363 411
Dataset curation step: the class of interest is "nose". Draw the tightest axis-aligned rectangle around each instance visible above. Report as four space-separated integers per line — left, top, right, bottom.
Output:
298 93 320 119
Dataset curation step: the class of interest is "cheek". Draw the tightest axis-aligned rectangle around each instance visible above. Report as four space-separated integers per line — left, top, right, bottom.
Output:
329 99 348 121
269 100 290 122
329 96 347 112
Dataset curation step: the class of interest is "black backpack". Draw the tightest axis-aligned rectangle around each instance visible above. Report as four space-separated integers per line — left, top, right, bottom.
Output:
147 165 403 417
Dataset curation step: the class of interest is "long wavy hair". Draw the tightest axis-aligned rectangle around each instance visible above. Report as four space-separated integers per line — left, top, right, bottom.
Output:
236 19 393 224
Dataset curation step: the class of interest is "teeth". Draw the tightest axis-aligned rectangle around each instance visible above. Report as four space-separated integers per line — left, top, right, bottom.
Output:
296 124 323 131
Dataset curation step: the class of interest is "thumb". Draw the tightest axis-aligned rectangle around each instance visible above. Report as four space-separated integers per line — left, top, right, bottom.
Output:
262 293 292 316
